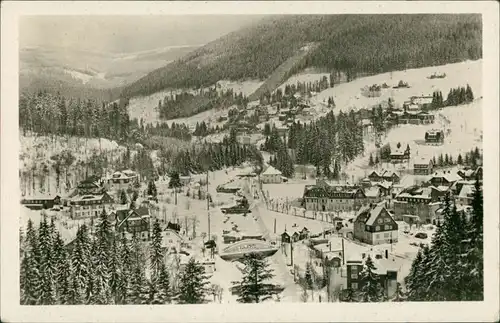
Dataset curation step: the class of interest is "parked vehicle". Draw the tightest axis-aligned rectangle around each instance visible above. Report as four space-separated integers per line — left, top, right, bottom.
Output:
415 232 428 239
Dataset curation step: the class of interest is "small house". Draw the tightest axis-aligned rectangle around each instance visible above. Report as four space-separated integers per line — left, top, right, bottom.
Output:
162 229 184 254
353 203 398 245
116 206 151 242
261 165 283 184
413 157 434 175
21 194 61 210
425 129 445 144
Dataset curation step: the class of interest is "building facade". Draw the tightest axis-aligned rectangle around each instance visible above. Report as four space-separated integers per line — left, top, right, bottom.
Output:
353 204 398 245
69 192 114 219
302 181 367 212
261 165 283 184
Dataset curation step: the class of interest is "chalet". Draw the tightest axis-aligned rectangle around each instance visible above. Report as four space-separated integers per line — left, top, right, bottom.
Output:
106 170 139 192
415 111 434 124
69 192 114 219
261 165 283 184
358 119 374 136
367 170 400 184
302 180 367 212
425 129 445 144
413 157 434 175
21 194 61 210
427 171 462 187
327 256 398 301
161 229 184 254
76 176 106 195
451 179 475 196
389 144 411 163
457 166 483 181
410 95 433 109
364 186 385 204
116 206 151 241
457 184 475 206
353 203 398 245
311 237 344 267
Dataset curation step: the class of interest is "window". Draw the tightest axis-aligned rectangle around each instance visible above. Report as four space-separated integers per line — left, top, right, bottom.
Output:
375 234 380 239
384 218 390 223
351 272 358 279
384 232 390 238
378 218 383 224
384 225 391 230
351 282 358 289
375 226 380 231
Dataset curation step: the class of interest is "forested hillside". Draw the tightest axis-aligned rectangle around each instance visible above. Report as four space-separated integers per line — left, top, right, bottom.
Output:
121 14 481 99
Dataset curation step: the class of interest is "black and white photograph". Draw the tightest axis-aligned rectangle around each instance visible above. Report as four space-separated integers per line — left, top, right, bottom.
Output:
1 1 499 323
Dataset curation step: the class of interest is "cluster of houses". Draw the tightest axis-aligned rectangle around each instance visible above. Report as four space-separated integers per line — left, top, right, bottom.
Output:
386 95 436 126
300 164 482 244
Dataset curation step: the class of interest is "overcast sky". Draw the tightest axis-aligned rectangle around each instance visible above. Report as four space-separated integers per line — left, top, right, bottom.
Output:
20 15 265 53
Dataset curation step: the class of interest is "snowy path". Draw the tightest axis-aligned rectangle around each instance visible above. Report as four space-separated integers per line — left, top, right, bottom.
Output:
242 179 301 302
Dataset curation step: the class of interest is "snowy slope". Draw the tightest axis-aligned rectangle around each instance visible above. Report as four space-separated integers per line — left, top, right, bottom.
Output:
311 59 482 115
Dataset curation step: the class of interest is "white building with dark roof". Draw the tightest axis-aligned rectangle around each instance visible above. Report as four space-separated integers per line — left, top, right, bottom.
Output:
261 165 283 184
353 203 398 245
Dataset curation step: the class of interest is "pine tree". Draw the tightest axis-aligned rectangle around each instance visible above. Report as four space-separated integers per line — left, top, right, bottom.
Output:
129 264 149 304
53 231 71 304
108 236 122 304
464 177 483 300
118 234 133 304
157 262 171 303
90 208 113 304
368 153 374 166
38 215 57 305
358 256 385 302
150 219 164 278
177 258 209 304
70 224 92 304
405 248 424 301
20 221 41 305
232 253 276 303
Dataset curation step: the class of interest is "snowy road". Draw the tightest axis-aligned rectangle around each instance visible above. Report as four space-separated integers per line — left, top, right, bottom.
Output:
243 179 301 302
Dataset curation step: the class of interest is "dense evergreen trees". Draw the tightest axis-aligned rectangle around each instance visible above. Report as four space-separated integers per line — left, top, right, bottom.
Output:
158 88 248 120
404 181 483 301
21 211 183 305
176 258 210 304
232 253 277 303
122 15 481 98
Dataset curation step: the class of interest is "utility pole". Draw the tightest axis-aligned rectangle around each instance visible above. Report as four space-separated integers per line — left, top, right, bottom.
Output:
208 211 211 241
274 218 276 234
290 239 294 266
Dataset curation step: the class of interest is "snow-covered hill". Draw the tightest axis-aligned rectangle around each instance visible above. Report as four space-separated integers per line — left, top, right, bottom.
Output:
310 59 482 115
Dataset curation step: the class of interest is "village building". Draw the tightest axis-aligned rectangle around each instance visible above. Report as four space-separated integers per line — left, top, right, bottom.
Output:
353 203 398 245
161 229 184 254
69 192 114 219
367 170 400 184
425 129 445 144
302 180 367 212
389 143 411 163
21 194 61 210
413 157 434 175
392 185 446 223
409 95 433 109
261 165 283 184
106 170 140 192
358 119 374 136
115 206 151 241
457 166 483 181
76 176 106 195
364 186 386 204
327 256 398 301
456 184 475 206
427 170 462 187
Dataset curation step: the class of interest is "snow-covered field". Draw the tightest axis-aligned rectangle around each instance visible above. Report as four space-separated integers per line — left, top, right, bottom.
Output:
345 100 483 182
311 59 482 115
277 71 330 91
216 79 264 97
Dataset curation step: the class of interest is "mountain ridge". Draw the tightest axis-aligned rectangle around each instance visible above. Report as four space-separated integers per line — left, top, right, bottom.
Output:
121 14 482 100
